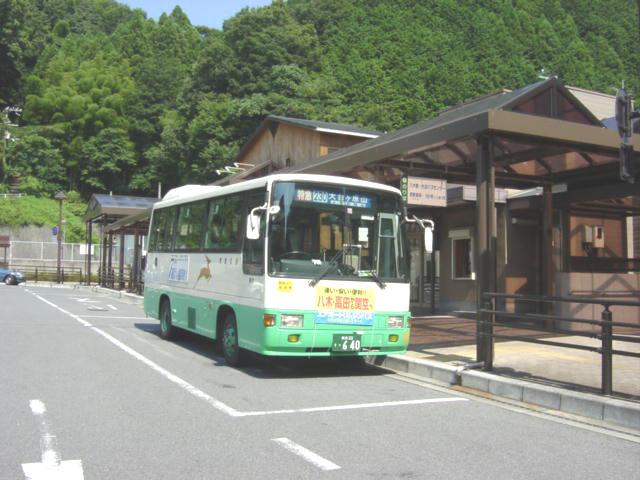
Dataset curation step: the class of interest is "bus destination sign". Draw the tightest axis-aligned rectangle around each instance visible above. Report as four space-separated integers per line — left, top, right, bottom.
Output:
296 189 372 209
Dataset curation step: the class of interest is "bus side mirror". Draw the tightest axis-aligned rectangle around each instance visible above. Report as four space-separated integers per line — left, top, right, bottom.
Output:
246 213 261 240
246 203 267 240
424 226 433 253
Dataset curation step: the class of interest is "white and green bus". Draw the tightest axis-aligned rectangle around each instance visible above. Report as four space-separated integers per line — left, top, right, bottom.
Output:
144 173 417 365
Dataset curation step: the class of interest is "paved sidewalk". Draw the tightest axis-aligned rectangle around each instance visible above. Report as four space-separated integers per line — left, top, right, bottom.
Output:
408 316 640 399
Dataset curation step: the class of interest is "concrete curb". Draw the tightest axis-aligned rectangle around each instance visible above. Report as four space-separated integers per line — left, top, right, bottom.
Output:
367 354 640 431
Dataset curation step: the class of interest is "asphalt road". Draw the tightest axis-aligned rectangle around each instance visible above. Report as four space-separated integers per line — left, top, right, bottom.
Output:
1 284 638 480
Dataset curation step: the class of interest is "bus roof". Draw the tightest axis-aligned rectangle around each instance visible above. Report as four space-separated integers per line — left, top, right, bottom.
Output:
153 174 401 209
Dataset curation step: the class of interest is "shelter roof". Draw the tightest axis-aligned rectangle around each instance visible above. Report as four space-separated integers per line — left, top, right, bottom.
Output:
104 209 151 234
265 115 382 138
84 194 157 222
285 77 639 189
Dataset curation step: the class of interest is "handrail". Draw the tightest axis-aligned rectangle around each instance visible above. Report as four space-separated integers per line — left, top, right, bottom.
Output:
484 291 640 307
486 309 640 329
477 291 640 396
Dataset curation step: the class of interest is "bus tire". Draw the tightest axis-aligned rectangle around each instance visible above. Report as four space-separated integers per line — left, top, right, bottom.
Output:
159 298 174 340
221 313 245 367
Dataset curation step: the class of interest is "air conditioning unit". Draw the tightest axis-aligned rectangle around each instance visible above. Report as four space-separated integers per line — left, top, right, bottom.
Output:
582 225 605 248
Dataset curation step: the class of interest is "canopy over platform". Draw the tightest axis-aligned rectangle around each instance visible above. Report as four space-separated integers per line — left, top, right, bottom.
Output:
104 209 151 235
84 194 157 223
286 77 639 190
284 77 639 369
84 194 157 292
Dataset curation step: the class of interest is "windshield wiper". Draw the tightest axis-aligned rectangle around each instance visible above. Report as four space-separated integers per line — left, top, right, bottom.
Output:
308 250 343 287
366 270 386 289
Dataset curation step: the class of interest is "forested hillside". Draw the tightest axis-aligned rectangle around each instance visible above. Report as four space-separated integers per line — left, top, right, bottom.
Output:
1 0 638 198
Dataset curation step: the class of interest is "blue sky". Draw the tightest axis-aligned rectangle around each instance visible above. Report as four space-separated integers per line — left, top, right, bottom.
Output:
120 1 274 29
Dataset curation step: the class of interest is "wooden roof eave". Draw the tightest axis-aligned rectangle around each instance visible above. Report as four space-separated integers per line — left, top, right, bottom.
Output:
487 110 640 153
288 111 491 175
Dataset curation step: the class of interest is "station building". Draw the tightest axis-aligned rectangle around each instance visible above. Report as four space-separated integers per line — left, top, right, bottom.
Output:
217 78 640 321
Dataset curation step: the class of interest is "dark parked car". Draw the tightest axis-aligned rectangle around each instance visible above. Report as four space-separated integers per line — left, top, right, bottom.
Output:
0 267 25 285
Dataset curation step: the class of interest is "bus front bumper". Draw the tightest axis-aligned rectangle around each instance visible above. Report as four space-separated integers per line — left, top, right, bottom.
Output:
260 327 410 357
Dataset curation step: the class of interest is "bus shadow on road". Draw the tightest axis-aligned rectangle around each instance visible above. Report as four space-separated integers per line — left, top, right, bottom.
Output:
134 322 385 379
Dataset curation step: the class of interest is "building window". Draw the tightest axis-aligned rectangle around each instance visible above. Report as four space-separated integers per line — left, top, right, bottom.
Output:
449 228 474 280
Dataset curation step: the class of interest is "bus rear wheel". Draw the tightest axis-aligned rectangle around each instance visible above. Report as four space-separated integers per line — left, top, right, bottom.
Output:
159 299 174 340
221 313 245 367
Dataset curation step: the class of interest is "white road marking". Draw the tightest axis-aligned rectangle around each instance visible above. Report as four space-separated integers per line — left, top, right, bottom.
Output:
29 291 242 418
28 291 469 419
107 304 117 311
30 399 46 415
241 397 466 417
272 438 340 471
32 294 93 327
80 315 149 319
22 399 84 480
72 298 99 304
114 326 176 359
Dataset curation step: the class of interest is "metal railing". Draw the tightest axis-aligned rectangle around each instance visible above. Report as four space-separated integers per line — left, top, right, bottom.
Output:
98 266 144 295
7 263 144 294
479 292 640 395
8 264 84 283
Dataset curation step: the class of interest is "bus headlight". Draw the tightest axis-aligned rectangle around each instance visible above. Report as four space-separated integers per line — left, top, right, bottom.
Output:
281 314 304 328
387 316 403 328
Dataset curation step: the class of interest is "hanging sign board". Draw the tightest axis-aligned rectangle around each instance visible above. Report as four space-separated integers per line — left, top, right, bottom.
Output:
405 177 447 207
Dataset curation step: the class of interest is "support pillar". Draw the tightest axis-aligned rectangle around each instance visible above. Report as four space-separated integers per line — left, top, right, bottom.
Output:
119 233 125 290
85 221 91 285
418 239 425 306
100 227 107 287
132 232 140 293
475 136 496 370
107 233 113 288
430 214 438 313
541 185 554 324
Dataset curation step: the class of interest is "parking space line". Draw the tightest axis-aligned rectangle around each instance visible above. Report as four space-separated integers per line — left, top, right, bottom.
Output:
240 397 466 417
28 290 469 420
272 438 340 471
29 290 243 418
114 326 177 359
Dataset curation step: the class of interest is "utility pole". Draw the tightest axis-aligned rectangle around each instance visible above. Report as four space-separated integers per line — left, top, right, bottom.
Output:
55 191 67 283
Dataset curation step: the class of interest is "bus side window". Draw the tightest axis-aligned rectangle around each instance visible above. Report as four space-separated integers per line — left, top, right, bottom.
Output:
148 211 159 252
205 194 243 251
243 191 266 275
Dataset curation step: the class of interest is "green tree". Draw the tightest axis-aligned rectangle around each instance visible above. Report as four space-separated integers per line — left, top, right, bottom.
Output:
6 132 66 195
80 128 136 193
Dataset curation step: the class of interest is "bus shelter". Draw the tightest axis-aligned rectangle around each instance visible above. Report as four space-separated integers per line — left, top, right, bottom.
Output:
283 77 640 368
84 194 156 289
102 210 151 294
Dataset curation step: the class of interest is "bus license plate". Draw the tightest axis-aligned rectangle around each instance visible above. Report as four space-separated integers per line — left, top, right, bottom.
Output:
331 334 361 352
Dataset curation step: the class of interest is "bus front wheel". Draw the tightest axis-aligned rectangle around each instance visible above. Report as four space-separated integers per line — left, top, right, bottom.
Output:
159 299 174 340
221 313 245 367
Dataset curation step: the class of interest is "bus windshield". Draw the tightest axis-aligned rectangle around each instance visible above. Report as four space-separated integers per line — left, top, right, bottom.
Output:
268 181 408 282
